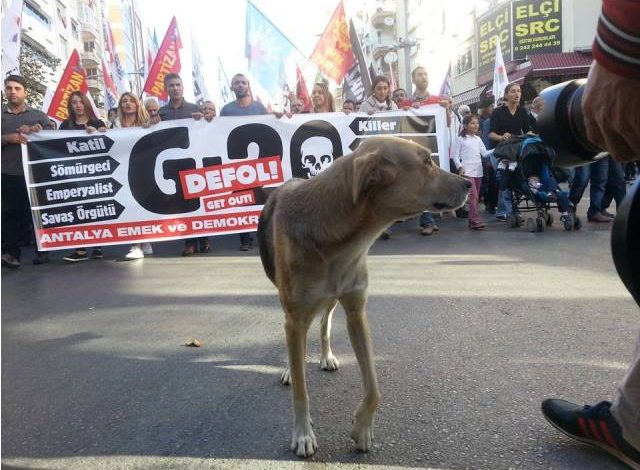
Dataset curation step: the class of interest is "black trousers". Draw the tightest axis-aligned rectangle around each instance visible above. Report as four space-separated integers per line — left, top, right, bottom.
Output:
1 173 34 259
612 178 639 307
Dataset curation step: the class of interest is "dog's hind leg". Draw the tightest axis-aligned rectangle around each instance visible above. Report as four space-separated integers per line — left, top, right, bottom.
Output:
340 290 380 453
320 300 339 371
285 307 318 457
280 300 339 385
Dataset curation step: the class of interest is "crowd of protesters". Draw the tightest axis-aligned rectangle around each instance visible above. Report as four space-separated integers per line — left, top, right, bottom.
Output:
2 66 636 269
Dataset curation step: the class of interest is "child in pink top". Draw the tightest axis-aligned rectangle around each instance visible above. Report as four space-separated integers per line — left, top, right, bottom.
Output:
452 114 491 230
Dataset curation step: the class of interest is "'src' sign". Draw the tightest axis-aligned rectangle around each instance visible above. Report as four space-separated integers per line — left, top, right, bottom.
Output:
28 135 115 161
349 115 436 136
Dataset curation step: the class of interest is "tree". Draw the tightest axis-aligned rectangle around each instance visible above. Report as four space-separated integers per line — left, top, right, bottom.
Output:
1 41 61 109
19 41 60 108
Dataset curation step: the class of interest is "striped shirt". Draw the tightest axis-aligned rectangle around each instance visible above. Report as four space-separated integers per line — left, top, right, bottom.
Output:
592 0 640 78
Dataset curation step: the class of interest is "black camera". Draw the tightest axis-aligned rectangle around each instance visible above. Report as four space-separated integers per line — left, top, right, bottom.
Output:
536 80 639 306
536 79 607 169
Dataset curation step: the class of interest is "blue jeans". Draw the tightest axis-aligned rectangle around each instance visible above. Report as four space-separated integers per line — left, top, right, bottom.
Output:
569 157 609 217
568 166 589 206
536 190 570 213
587 157 610 218
496 189 514 216
419 212 435 227
603 159 626 210
491 154 514 217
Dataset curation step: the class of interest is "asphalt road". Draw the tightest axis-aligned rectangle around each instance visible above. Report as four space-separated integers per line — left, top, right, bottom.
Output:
2 209 638 470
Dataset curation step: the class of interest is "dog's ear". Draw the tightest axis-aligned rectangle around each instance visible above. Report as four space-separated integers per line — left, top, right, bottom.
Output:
351 151 398 204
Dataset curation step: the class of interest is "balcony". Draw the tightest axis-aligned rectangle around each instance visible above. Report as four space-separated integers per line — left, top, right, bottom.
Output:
371 42 398 61
371 9 396 29
81 50 101 67
80 21 100 41
87 78 104 92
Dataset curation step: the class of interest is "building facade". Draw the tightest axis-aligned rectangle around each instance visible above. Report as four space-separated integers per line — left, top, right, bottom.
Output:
3 0 83 101
1 0 149 113
106 0 145 95
352 0 463 97
452 0 601 108
77 0 106 108
353 0 402 90
351 0 600 107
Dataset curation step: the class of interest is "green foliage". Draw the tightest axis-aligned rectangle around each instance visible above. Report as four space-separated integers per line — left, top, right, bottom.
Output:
2 41 61 109
20 42 60 107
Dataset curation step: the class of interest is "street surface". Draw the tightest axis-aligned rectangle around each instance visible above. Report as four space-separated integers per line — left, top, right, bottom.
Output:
2 207 638 470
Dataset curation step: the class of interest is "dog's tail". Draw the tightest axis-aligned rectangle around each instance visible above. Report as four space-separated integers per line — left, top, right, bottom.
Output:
257 187 278 284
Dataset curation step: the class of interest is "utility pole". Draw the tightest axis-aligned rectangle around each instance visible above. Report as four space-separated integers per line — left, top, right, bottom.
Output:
403 0 411 91
398 0 417 92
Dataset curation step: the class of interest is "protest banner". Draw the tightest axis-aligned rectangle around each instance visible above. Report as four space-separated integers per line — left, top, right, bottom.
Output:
24 108 449 251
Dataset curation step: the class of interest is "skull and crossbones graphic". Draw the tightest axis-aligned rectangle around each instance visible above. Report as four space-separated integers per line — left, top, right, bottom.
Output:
300 136 334 178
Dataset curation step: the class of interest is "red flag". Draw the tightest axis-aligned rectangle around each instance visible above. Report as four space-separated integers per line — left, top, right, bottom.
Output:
310 1 354 83
102 59 118 110
143 16 182 100
388 61 397 90
46 49 88 121
296 66 311 112
439 62 452 98
105 21 116 63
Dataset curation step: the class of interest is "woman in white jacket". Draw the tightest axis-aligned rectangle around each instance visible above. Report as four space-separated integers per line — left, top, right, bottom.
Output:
358 75 398 115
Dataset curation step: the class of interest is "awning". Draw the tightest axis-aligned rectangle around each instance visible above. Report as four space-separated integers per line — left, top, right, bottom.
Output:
508 65 532 84
529 52 593 78
481 65 533 98
452 84 486 107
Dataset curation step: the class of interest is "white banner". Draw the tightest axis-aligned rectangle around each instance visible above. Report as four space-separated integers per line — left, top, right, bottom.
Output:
23 108 448 251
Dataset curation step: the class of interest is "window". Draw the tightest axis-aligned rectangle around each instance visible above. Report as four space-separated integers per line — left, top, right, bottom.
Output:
59 35 68 57
84 41 96 53
455 47 473 75
71 20 79 40
56 1 67 29
81 4 96 24
24 1 51 29
86 67 100 78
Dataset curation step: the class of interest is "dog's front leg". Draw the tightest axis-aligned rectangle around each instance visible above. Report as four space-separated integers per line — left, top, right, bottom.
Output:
285 313 318 457
320 301 339 371
341 290 380 452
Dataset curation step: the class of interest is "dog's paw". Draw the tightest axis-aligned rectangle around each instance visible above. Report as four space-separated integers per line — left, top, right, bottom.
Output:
351 419 374 452
291 427 318 457
280 367 291 386
320 353 339 371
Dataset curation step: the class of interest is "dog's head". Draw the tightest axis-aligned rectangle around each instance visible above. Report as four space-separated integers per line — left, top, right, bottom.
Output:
351 136 470 218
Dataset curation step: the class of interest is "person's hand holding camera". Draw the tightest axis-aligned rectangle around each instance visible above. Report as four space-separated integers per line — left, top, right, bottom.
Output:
582 62 640 162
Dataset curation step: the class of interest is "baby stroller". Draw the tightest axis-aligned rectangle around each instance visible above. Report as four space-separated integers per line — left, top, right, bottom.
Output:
495 136 581 232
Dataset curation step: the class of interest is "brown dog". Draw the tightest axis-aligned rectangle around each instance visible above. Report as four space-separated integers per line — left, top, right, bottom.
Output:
257 136 470 457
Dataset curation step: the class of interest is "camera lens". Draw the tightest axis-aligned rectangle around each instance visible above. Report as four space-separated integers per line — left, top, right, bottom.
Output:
537 79 605 168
